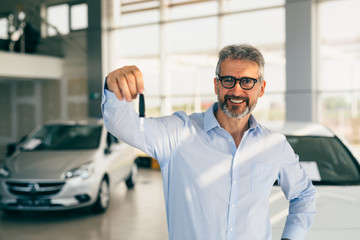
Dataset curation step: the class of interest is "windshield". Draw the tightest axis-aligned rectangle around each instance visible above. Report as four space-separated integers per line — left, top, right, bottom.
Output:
21 124 102 150
286 136 360 185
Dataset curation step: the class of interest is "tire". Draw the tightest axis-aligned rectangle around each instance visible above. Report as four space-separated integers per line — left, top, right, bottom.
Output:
125 164 138 189
92 177 110 213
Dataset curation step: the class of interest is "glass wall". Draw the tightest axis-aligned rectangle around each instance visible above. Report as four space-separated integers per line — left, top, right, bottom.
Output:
109 0 285 119
45 2 88 37
318 0 360 145
0 17 8 39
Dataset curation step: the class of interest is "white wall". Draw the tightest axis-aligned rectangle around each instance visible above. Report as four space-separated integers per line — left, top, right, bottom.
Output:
0 51 64 79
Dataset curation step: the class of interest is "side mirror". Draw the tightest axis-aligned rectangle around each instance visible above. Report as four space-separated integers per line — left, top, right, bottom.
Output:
6 134 28 157
104 147 112 155
6 143 17 157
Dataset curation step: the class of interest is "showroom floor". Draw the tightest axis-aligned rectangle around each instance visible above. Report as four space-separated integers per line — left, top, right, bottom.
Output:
0 169 168 240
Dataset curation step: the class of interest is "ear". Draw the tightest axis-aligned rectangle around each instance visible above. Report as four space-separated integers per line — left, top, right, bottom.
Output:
214 78 218 95
259 80 266 97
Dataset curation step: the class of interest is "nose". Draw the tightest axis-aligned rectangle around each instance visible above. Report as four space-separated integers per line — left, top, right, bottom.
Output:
231 81 244 95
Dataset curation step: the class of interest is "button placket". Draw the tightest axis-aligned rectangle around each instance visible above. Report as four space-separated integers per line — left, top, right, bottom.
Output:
226 152 241 240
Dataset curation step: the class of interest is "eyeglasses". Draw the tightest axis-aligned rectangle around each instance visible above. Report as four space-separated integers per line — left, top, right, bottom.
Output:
217 75 262 90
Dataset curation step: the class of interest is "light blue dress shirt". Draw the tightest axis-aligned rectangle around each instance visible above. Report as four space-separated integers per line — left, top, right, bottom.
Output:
101 89 316 240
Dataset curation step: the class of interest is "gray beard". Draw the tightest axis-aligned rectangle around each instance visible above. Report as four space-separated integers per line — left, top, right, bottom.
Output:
217 95 258 119
216 82 260 119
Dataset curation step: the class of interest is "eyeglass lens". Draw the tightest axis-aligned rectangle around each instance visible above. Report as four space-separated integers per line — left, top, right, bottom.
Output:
220 76 256 90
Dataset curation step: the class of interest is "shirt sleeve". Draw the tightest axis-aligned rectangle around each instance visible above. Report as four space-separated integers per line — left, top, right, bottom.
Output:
278 139 317 240
101 80 186 167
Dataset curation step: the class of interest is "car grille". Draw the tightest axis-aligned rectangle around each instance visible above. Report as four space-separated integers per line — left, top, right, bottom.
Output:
5 181 65 197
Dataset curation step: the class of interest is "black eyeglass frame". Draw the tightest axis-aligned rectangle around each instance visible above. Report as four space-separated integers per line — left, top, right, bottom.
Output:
216 75 262 90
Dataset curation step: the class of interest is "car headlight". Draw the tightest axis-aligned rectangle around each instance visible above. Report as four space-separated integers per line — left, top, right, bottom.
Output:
0 166 11 178
63 162 94 180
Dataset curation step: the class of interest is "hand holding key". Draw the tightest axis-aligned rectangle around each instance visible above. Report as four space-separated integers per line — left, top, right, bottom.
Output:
107 65 145 102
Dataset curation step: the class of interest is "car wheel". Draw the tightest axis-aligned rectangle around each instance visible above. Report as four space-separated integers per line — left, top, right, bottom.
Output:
125 163 138 189
92 177 110 213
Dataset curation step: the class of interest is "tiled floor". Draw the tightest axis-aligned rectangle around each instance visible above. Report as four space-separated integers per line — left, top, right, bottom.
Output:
0 168 168 240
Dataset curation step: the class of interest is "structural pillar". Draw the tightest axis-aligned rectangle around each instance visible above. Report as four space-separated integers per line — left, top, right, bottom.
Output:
87 0 103 118
285 0 317 122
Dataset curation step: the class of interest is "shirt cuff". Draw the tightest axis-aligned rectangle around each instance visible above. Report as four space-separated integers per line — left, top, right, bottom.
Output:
101 80 128 119
102 88 125 106
281 224 307 240
104 77 109 90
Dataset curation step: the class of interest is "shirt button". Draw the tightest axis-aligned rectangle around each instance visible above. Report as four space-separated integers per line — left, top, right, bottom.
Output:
231 204 235 208
234 181 238 185
229 227 233 232
109 99 114 103
228 138 232 142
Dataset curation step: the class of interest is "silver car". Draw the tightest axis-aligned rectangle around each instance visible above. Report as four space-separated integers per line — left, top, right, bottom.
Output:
0 119 138 213
267 122 360 239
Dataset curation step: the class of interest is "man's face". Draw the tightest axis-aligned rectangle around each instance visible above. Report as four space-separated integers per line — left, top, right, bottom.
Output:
214 58 266 119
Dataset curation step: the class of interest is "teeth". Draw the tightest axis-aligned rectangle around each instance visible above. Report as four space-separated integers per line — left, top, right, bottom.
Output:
229 99 244 104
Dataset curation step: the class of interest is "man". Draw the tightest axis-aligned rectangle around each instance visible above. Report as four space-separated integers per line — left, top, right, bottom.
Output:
101 44 316 240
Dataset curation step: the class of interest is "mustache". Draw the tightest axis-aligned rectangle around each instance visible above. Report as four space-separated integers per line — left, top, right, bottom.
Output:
224 95 249 104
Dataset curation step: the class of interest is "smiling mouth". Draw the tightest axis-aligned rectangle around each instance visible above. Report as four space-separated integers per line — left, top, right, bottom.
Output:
229 98 244 104
224 95 249 106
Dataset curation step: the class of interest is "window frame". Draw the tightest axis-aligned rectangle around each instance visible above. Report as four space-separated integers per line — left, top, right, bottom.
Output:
44 1 88 38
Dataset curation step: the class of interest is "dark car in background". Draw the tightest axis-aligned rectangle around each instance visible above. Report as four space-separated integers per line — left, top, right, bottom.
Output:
267 122 360 239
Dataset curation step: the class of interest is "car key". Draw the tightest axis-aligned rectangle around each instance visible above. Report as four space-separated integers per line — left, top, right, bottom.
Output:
139 93 145 132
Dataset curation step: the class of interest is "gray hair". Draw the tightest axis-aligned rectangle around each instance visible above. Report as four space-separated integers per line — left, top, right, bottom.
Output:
215 44 265 78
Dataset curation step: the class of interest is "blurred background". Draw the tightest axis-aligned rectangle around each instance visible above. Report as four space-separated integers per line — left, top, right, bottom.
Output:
0 0 359 159
0 1 360 240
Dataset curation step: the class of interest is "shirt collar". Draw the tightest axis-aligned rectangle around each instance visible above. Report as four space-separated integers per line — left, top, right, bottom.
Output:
204 103 221 133
248 114 259 131
204 102 261 134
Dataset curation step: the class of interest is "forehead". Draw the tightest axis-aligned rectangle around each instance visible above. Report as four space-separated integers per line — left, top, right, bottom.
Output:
220 58 259 76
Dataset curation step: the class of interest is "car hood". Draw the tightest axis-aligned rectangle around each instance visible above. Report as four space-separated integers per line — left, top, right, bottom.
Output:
271 186 360 239
6 150 98 179
311 186 360 230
